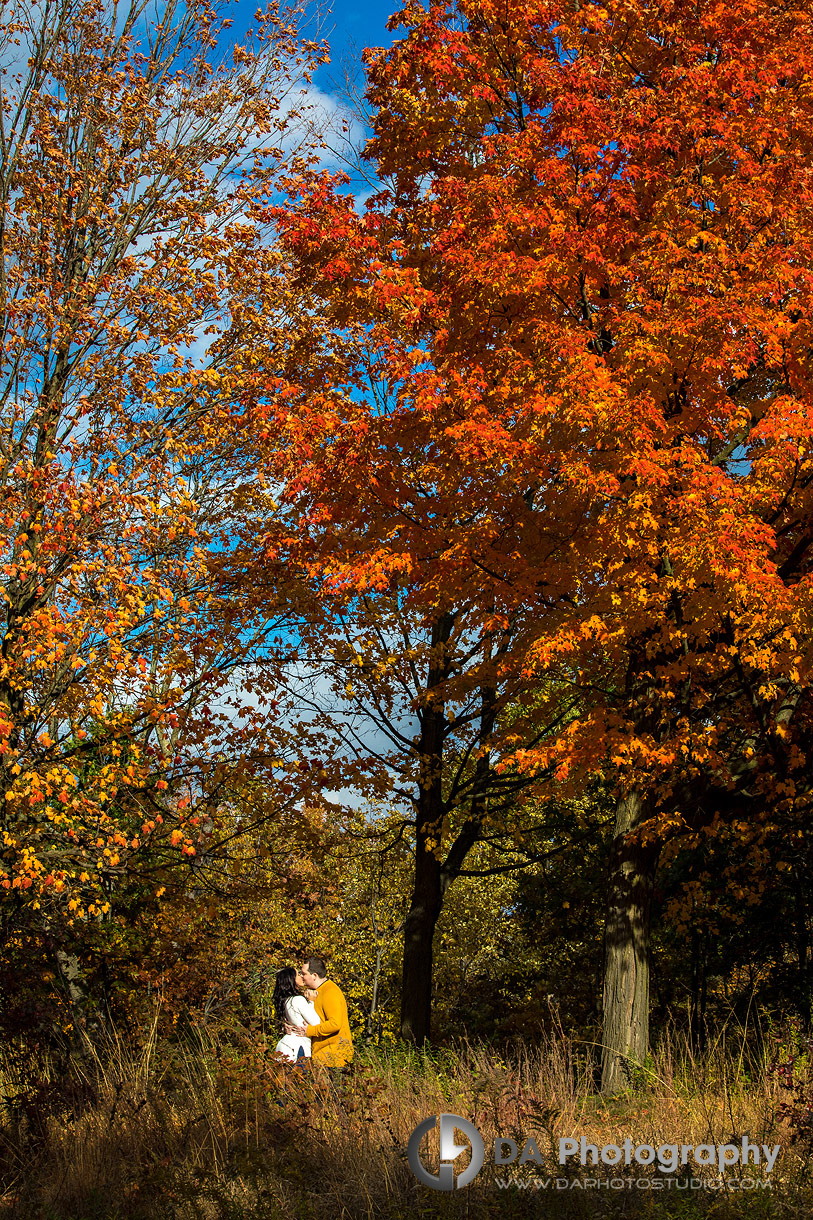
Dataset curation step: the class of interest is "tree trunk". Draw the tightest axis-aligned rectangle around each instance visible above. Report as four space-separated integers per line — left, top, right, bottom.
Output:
400 836 443 1043
399 613 452 1044
690 928 707 1052
398 617 499 1044
601 790 656 1094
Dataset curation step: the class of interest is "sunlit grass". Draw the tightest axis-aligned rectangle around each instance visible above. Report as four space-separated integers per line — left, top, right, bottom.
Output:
0 1012 806 1218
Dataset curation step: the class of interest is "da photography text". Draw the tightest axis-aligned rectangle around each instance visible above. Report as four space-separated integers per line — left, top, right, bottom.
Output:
558 1136 781 1173
407 1115 781 1192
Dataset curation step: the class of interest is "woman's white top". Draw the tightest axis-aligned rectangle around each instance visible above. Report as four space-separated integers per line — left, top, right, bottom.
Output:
274 993 320 1062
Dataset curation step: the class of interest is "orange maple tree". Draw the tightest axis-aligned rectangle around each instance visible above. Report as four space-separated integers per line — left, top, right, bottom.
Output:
267 0 813 1081
0 0 328 975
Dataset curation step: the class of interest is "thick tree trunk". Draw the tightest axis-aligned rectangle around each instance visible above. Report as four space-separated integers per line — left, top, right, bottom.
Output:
601 790 657 1094
400 837 443 1043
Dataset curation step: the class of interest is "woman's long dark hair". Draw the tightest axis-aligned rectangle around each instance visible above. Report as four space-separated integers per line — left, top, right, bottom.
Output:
273 966 299 1026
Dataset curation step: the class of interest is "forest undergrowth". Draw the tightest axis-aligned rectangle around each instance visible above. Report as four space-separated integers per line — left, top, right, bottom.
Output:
0 1011 808 1219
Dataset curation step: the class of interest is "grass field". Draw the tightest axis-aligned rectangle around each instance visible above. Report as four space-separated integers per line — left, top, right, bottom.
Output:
0 1013 809 1218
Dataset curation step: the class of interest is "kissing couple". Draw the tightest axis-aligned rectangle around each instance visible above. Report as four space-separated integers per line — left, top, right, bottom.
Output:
272 955 353 1067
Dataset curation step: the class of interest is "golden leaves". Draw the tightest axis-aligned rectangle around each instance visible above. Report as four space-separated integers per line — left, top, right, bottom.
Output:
0 0 328 922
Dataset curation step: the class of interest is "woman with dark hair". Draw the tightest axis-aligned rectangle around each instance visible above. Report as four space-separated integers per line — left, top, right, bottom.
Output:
273 966 319 1062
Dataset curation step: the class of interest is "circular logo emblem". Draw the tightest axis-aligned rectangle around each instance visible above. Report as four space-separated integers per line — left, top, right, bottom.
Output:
407 1113 485 1191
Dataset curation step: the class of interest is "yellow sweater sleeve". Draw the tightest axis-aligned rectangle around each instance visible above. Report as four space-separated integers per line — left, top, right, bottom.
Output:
306 986 343 1038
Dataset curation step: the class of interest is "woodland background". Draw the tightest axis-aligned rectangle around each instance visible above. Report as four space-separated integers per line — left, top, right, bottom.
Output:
2 0 813 1215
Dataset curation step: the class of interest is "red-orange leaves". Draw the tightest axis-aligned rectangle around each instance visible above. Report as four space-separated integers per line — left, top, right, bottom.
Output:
271 0 813 829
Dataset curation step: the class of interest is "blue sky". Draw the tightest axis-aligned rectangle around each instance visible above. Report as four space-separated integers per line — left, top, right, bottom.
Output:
232 0 399 94
310 0 399 88
221 0 401 197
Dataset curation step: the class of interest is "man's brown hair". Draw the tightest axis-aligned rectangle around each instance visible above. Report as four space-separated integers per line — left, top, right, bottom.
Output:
305 955 327 978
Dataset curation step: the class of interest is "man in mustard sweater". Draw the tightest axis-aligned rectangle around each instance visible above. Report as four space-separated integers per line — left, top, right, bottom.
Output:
286 955 353 1067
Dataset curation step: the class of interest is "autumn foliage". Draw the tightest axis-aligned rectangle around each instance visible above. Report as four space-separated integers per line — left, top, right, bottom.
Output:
267 0 813 1074
0 0 333 1033
275 0 813 781
3 0 813 1131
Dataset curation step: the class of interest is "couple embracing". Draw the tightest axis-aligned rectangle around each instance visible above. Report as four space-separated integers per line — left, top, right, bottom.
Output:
272 955 353 1067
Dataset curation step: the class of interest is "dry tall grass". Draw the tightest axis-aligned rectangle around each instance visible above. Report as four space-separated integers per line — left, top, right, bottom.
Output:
0 1011 806 1218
